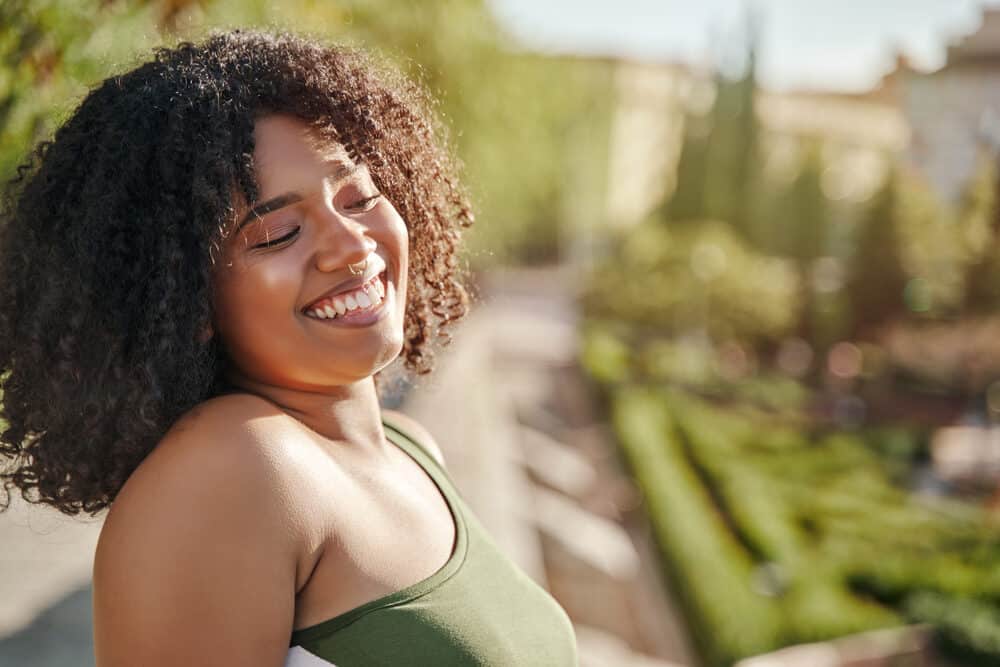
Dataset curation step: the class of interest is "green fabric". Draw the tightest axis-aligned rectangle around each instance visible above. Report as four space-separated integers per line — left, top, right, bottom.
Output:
288 419 579 666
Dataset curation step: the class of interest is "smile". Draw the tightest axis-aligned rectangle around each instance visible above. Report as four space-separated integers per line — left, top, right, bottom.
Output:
304 271 388 324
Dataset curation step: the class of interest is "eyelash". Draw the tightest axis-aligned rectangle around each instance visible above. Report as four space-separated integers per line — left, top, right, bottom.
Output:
349 193 382 212
253 228 300 249
250 193 382 250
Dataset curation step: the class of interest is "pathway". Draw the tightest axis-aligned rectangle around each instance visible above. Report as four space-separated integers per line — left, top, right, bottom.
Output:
402 266 696 667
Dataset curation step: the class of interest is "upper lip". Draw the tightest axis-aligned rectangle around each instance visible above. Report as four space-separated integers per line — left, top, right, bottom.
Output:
302 255 387 312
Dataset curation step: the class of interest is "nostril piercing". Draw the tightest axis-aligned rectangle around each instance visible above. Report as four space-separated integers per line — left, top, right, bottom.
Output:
348 259 367 275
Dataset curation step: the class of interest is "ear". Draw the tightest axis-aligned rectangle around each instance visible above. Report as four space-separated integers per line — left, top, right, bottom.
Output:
198 323 214 344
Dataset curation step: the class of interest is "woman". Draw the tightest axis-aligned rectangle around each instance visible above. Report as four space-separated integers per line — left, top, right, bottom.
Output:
0 31 578 666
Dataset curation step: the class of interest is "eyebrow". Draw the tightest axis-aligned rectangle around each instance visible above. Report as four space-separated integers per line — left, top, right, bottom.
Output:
237 161 362 231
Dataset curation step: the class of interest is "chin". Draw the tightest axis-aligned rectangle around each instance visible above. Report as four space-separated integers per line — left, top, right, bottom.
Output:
342 338 405 383
373 338 406 374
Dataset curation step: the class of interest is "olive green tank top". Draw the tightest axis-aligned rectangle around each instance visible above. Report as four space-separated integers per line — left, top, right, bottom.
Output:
284 419 579 666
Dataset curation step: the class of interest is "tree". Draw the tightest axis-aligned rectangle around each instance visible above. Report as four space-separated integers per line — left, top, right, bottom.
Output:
959 151 1000 314
663 17 762 243
701 42 760 241
665 116 711 223
0 0 615 267
846 166 909 339
767 144 829 263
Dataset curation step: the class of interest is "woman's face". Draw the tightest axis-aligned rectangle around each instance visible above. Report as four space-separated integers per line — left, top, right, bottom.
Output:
211 114 408 390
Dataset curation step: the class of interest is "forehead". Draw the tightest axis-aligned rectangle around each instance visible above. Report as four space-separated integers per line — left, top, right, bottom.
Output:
252 114 356 190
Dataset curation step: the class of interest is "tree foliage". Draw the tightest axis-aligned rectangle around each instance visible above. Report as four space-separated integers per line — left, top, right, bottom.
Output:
701 59 760 240
846 166 909 339
0 0 614 267
584 218 800 342
960 151 1000 314
665 45 762 245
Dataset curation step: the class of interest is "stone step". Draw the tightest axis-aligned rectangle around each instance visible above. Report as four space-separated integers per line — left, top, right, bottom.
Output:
530 485 640 581
575 624 688 667
518 425 598 499
735 624 933 667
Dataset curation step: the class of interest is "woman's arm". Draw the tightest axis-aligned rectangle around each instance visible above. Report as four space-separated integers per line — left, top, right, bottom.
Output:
93 396 304 667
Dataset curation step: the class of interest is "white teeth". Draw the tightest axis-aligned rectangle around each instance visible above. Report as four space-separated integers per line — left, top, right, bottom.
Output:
308 274 388 320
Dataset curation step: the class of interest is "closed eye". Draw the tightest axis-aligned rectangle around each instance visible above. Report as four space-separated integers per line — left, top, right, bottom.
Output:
252 227 300 249
347 193 382 212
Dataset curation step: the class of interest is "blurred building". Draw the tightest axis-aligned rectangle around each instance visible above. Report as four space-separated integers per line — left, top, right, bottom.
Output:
755 89 907 202
886 8 1000 204
606 7 1000 227
605 60 908 229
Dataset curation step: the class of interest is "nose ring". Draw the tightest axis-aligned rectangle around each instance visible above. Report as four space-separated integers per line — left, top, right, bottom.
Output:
348 259 367 276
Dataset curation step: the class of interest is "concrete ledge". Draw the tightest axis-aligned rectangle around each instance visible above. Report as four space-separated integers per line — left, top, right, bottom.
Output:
735 625 934 667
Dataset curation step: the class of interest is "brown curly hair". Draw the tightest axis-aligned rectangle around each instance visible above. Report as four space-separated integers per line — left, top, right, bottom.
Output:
0 30 473 516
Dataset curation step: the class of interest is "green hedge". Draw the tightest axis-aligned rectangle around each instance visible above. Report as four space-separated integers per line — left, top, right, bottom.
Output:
612 388 783 666
608 382 1000 665
906 592 1000 665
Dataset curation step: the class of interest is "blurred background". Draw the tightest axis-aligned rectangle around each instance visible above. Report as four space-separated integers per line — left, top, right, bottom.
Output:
5 1 1000 665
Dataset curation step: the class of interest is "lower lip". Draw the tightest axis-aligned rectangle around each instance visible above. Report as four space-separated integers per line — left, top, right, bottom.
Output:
306 274 391 328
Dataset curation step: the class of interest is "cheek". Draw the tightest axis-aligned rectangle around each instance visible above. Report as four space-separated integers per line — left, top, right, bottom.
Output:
390 212 409 268
212 263 298 337
395 227 410 304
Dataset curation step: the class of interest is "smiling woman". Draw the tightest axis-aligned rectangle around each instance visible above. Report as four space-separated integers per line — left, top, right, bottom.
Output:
212 115 409 392
0 31 578 666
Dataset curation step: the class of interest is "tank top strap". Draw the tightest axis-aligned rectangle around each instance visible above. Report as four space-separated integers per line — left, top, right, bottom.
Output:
381 415 452 483
287 415 578 664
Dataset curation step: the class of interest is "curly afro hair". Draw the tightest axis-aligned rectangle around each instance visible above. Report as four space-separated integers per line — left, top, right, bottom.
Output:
0 30 474 516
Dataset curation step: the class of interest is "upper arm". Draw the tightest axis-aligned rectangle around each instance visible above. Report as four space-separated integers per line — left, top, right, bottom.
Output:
93 397 301 667
381 409 447 469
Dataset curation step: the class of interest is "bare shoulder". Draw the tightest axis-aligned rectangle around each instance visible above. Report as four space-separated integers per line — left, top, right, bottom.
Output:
381 409 447 469
163 391 291 444
98 392 311 574
104 393 301 527
93 393 305 666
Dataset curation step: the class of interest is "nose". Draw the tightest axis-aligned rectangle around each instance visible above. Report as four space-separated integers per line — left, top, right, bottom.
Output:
312 203 377 273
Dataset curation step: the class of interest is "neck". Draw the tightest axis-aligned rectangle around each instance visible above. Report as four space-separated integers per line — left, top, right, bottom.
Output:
223 370 391 460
